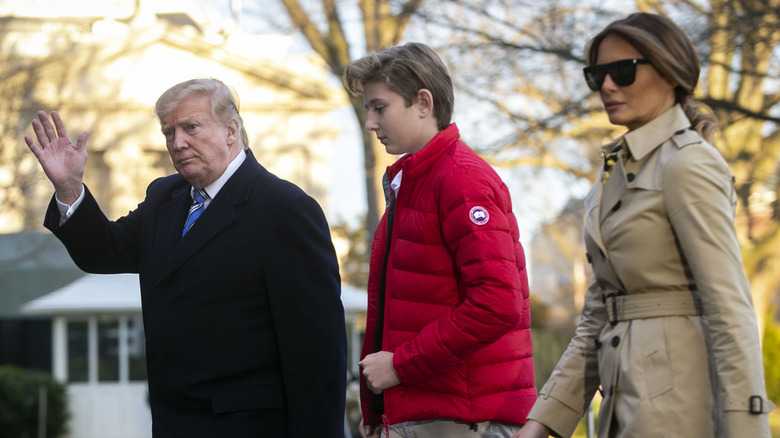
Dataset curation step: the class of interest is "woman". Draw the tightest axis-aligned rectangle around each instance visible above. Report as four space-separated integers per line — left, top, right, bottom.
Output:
516 13 773 438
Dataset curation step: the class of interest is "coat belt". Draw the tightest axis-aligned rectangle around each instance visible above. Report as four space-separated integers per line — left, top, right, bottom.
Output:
604 290 701 325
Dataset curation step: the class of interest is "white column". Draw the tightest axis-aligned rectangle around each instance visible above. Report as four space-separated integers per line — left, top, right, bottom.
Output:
88 317 98 383
119 315 129 383
52 317 67 382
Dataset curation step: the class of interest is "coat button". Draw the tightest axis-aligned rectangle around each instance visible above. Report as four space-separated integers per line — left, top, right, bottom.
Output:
611 200 622 212
611 336 620 347
627 173 635 182
675 129 686 135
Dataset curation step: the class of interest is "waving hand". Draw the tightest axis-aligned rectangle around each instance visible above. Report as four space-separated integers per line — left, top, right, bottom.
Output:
24 111 89 205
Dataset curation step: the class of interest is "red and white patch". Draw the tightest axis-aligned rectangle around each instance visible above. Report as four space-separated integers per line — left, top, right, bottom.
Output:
469 206 489 225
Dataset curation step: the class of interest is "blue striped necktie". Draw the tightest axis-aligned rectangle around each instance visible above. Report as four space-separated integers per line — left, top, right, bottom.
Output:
182 189 208 236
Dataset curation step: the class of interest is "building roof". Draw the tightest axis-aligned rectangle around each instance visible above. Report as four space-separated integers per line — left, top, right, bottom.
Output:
22 272 366 316
2 230 365 316
23 273 142 315
0 232 84 318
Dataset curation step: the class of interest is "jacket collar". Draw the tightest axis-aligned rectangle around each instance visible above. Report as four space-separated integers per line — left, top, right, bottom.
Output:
583 104 690 256
622 104 691 161
386 123 460 182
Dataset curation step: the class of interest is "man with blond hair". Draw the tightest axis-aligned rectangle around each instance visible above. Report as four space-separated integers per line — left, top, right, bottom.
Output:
25 78 347 437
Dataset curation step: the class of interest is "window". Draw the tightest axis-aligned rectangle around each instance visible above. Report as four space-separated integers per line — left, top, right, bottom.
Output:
128 316 147 381
64 315 146 383
67 321 89 382
98 319 119 382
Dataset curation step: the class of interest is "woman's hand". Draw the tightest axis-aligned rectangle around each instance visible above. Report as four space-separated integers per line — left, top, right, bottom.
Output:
512 420 551 438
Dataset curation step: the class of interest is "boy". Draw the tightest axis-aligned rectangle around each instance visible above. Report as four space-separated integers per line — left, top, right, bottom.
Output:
343 42 536 438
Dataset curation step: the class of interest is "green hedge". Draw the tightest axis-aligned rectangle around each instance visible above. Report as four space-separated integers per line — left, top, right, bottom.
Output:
0 365 69 438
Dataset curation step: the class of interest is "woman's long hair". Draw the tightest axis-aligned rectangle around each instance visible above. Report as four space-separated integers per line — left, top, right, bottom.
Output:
585 13 718 142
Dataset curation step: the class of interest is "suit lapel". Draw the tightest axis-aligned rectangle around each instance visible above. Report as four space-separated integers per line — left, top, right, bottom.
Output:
154 151 261 284
153 185 191 279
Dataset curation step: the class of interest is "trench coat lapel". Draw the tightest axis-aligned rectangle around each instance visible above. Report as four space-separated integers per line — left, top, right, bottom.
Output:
584 175 606 255
600 155 627 220
584 183 623 291
584 142 629 291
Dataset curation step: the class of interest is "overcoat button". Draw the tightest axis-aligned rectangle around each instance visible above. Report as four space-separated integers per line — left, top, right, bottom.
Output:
611 336 620 347
627 173 635 182
675 129 686 135
611 201 622 212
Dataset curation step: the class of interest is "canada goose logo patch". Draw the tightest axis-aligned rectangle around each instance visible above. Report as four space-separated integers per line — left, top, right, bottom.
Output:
469 206 489 225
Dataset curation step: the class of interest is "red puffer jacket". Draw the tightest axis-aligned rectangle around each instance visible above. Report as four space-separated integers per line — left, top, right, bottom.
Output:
360 124 536 428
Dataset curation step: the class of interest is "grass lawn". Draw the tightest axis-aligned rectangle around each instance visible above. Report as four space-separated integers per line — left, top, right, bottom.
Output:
770 407 780 437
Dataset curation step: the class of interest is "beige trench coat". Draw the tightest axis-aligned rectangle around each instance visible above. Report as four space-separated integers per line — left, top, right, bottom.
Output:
527 105 773 437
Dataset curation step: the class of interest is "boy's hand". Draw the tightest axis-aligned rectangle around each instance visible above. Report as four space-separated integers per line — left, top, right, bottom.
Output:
358 419 381 438
360 351 400 394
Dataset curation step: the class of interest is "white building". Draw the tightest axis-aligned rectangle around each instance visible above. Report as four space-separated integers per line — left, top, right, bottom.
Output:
24 273 367 438
24 274 151 438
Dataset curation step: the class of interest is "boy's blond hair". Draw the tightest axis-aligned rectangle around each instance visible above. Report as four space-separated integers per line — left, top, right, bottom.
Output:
343 42 454 131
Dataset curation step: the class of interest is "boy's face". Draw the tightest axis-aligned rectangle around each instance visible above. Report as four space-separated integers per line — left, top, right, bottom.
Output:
363 80 438 156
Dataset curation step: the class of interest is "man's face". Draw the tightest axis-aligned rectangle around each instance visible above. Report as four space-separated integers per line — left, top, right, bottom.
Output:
161 93 239 189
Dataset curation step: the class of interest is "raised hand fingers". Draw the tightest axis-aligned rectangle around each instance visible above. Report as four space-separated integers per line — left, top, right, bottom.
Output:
24 134 43 160
24 110 89 198
28 111 59 149
29 117 49 149
75 132 89 152
27 110 83 152
50 111 71 141
37 110 59 143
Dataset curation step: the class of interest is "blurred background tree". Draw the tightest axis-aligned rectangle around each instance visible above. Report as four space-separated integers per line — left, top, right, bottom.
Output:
245 0 426 246
406 0 779 337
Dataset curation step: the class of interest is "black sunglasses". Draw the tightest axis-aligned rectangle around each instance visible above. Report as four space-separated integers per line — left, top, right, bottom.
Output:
583 59 651 91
